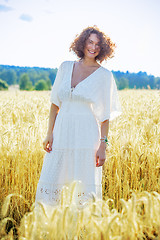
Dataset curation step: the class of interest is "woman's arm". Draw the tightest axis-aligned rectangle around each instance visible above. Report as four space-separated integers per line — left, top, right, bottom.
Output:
43 103 59 153
96 119 109 167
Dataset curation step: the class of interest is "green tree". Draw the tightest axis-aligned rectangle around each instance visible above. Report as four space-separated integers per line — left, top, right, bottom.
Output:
155 77 160 89
118 77 129 90
49 69 57 84
19 73 33 90
0 69 17 85
46 78 52 90
0 79 8 90
35 79 48 90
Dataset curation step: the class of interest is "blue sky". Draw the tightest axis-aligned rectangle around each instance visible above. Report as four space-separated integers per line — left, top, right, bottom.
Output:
0 0 160 76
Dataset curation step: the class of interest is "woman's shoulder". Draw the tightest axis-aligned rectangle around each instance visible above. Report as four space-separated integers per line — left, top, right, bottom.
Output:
56 61 73 74
100 65 111 74
60 60 73 68
100 66 112 78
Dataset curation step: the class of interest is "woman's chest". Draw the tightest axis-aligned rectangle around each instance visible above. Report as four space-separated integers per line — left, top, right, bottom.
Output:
58 72 101 103
56 61 106 103
71 67 100 88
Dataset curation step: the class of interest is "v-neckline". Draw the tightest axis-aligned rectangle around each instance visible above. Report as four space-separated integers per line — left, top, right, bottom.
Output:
70 61 102 89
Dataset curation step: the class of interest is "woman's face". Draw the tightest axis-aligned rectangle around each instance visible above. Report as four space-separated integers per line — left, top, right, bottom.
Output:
83 33 101 60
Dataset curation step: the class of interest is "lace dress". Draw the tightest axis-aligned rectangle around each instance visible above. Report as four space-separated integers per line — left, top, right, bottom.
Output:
35 61 122 206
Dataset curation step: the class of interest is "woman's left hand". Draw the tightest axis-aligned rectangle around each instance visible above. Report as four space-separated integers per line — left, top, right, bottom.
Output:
96 143 107 167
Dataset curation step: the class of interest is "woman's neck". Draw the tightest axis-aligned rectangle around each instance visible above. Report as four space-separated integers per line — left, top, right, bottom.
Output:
79 58 98 67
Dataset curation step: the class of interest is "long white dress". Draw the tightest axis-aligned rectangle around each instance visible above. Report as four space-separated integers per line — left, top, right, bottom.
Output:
35 60 122 206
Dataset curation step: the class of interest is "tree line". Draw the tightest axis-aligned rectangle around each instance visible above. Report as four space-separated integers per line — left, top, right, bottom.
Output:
113 70 160 90
0 65 57 91
0 64 160 90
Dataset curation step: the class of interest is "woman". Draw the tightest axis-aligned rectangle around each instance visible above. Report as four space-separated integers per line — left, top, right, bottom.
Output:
35 26 122 206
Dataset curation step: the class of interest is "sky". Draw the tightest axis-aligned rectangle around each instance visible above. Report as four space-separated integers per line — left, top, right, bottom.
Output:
0 0 160 77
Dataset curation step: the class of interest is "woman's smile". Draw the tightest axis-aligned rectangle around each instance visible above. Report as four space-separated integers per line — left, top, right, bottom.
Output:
88 50 96 54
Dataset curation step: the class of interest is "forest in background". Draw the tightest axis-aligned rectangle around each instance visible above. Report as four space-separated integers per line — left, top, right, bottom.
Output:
0 64 160 90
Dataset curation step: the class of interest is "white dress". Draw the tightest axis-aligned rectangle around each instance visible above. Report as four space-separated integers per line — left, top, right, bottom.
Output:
35 60 121 206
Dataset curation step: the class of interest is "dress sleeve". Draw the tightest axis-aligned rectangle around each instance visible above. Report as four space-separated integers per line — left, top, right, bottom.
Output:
50 62 63 108
92 71 122 122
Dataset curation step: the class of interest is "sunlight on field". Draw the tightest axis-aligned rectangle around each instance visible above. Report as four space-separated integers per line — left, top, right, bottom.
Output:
1 182 160 240
0 89 160 239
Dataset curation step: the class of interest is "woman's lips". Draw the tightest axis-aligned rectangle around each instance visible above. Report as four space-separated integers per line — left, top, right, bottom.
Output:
88 50 96 54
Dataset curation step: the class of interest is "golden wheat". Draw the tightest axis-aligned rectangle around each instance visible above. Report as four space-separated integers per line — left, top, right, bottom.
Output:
0 89 160 239
1 182 160 239
103 89 160 208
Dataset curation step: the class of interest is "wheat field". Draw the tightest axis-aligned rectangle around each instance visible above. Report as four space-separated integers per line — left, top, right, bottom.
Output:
0 89 160 239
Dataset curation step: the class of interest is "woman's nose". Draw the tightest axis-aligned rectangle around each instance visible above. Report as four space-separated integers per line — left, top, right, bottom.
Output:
92 44 96 50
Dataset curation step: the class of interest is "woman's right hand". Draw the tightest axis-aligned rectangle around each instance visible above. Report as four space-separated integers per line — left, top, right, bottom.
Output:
43 133 53 153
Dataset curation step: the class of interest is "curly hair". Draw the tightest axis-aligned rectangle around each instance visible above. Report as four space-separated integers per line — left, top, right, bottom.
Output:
69 25 116 63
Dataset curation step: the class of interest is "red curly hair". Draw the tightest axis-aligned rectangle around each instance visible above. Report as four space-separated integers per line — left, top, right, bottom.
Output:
69 25 116 63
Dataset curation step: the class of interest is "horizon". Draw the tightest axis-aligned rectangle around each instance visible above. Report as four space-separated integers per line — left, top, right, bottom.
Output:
0 63 159 77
